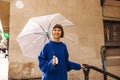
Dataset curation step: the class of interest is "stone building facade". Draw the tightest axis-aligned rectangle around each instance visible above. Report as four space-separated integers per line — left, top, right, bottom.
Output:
8 0 120 80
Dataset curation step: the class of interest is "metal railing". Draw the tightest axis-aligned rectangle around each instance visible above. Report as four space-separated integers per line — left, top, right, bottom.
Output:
100 46 120 80
100 46 107 80
82 64 120 80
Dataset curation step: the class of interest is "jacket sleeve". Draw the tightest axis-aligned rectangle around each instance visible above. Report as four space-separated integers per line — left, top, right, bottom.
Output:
64 45 81 71
38 45 56 73
66 60 81 71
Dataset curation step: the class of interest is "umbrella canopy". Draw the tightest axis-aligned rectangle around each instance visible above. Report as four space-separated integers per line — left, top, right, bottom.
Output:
17 13 74 59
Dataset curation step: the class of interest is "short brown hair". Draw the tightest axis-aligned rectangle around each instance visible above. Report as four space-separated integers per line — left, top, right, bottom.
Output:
52 24 64 38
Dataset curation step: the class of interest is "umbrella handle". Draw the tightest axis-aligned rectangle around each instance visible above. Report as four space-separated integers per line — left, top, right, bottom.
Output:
49 44 55 56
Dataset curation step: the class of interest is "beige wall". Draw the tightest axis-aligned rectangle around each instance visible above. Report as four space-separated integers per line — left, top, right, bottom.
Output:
9 0 104 79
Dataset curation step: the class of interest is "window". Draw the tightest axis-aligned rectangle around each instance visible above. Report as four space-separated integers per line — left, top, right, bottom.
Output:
104 20 120 46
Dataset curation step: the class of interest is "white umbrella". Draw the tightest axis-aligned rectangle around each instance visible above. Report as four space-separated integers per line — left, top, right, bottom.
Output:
16 13 74 59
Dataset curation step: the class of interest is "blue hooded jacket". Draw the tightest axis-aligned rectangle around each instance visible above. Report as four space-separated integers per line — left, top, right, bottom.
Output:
38 41 81 80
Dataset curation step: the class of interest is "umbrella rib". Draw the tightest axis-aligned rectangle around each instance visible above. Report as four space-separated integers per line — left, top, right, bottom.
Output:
32 19 46 32
24 36 47 53
32 19 51 41
17 32 46 39
32 19 51 40
64 36 74 43
48 15 58 32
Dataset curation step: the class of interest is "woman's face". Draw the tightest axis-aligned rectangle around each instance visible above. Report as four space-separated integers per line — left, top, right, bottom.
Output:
52 28 62 39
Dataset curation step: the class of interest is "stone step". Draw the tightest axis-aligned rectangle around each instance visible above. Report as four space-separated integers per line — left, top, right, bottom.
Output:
106 48 120 56
106 56 120 66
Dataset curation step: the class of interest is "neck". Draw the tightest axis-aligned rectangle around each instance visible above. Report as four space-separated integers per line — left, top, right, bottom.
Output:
52 37 60 42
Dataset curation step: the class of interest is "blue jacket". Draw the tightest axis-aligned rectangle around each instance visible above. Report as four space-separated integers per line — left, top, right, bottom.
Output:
38 41 81 80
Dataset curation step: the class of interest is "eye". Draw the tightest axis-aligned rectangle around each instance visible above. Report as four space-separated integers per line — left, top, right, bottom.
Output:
53 29 57 31
57 29 61 31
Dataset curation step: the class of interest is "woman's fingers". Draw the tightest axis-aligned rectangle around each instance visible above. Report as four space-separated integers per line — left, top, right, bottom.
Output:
81 64 85 69
52 56 57 65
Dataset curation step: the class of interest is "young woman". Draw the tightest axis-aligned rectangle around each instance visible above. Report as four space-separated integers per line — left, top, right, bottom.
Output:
38 24 83 80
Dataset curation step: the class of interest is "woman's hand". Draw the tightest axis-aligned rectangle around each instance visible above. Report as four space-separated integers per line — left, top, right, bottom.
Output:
81 64 85 69
52 56 58 65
